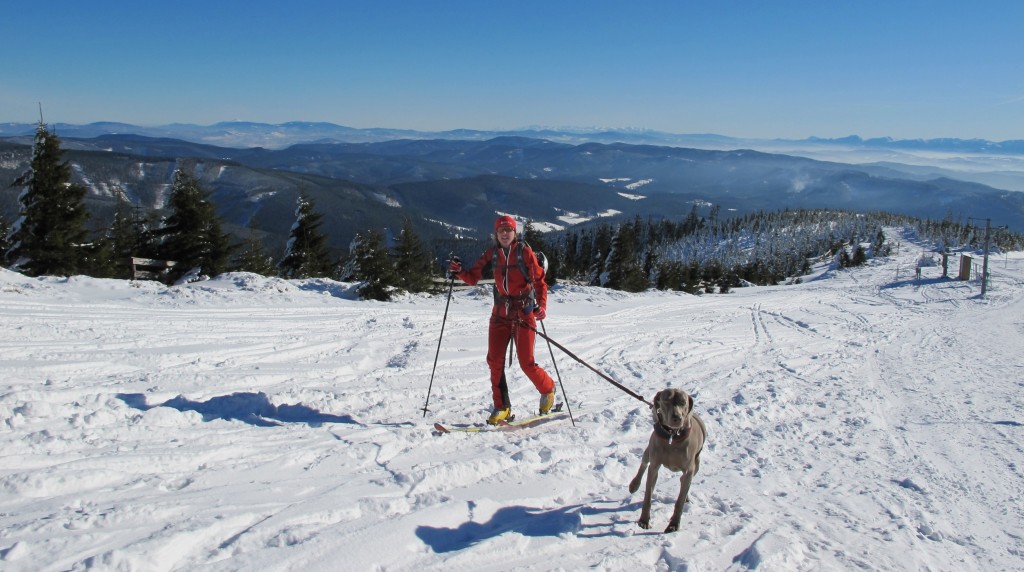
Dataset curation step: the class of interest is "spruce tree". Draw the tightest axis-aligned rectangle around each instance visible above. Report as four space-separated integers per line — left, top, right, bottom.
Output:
521 221 556 285
838 244 852 269
136 209 163 260
587 224 613 286
233 228 277 276
654 260 677 291
158 170 231 280
709 204 721 226
562 232 579 279
107 197 142 279
0 215 11 267
8 122 90 276
682 205 703 235
81 236 117 278
683 260 702 294
277 194 333 279
603 220 647 292
349 229 396 301
851 244 868 266
873 228 887 255
703 259 723 294
392 217 435 293
109 198 136 260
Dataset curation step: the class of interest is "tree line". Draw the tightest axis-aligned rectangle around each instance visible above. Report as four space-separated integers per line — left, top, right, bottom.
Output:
0 122 440 300
544 206 1024 294
5 122 1023 300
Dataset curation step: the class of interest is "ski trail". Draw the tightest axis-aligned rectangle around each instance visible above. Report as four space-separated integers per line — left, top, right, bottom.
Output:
3 236 1023 570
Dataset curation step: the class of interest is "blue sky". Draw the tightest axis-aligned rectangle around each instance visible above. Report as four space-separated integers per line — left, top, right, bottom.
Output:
3 0 1022 140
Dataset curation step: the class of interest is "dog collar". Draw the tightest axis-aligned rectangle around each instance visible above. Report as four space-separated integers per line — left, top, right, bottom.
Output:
653 419 691 444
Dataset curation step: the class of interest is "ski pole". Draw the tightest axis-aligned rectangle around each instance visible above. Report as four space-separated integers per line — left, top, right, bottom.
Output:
519 319 652 407
540 318 575 427
421 257 458 417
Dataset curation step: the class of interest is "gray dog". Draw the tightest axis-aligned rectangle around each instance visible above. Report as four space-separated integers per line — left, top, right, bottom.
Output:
628 388 706 533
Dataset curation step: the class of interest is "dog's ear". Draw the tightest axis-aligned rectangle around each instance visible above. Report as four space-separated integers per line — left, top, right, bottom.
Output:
686 393 694 414
653 389 670 408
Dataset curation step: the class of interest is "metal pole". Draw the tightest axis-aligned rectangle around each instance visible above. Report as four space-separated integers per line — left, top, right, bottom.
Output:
421 269 457 417
982 219 991 297
540 319 575 427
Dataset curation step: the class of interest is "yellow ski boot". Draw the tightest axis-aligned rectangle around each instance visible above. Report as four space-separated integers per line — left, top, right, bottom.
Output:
539 391 556 415
487 407 512 425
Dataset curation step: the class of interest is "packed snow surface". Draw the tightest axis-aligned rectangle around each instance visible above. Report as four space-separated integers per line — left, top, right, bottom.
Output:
2 229 1023 571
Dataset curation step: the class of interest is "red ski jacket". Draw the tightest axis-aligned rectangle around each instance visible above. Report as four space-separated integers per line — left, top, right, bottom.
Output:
457 241 547 316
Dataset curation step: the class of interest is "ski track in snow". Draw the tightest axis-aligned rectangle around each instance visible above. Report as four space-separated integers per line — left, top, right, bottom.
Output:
1 229 1023 571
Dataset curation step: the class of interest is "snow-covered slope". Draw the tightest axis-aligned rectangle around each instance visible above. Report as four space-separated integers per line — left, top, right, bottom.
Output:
1 230 1022 571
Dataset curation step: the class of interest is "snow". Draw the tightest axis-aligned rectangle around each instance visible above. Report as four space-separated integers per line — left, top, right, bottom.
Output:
555 210 591 226
624 179 653 191
2 229 1024 571
617 192 647 201
528 221 566 233
372 192 401 208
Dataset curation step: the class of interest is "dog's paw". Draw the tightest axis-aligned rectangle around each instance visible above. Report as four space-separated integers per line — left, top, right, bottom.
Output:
664 522 679 533
628 479 641 494
637 518 651 530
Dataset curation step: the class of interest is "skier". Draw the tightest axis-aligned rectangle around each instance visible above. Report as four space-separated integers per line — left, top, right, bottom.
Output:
448 215 556 424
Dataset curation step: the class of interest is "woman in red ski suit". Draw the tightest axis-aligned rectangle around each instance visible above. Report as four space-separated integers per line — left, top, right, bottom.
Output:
449 215 556 424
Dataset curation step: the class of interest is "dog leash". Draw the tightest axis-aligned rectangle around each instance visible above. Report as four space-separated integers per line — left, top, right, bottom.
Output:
517 318 652 407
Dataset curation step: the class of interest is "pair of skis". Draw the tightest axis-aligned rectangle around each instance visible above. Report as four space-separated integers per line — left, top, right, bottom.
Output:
433 403 565 434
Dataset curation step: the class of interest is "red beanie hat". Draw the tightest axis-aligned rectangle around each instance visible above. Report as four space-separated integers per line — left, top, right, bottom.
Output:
495 215 517 232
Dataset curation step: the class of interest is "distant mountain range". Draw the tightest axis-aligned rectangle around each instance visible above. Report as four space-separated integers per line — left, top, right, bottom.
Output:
2 120 1023 154
2 123 1023 261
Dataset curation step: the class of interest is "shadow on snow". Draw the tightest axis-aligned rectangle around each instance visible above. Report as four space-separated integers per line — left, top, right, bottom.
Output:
415 501 638 553
116 391 361 427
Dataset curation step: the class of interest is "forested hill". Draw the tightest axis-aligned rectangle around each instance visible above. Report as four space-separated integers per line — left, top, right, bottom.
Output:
3 133 1023 260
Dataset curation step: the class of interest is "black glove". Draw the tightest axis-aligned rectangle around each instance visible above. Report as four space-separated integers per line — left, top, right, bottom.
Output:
447 256 462 276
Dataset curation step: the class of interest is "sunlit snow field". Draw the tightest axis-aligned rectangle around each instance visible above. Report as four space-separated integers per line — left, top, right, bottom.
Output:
2 228 1022 571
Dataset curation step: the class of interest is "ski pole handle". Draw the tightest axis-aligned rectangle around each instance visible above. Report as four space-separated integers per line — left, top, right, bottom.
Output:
446 253 461 279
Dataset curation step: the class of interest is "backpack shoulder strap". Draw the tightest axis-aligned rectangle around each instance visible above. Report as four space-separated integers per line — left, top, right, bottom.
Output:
516 241 530 277
492 241 535 285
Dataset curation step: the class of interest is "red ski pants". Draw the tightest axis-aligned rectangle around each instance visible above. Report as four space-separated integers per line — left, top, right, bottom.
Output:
486 311 555 409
